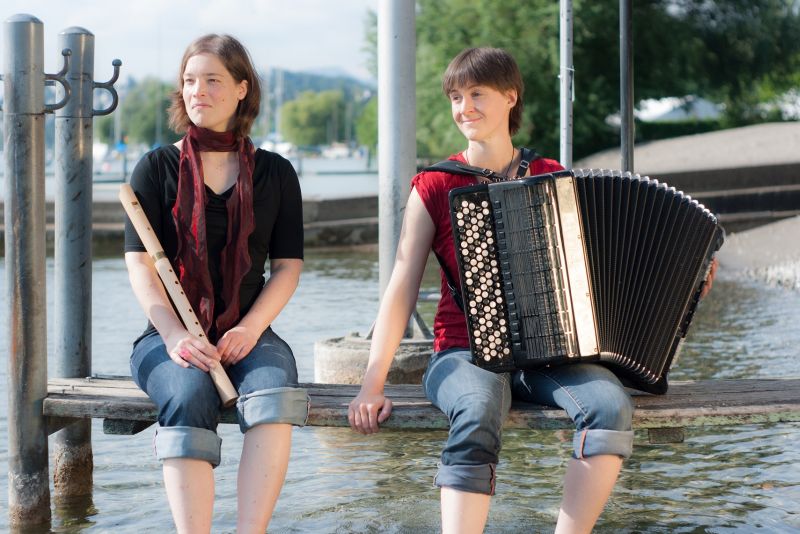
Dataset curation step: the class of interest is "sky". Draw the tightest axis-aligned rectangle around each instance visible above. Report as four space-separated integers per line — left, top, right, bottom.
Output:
1 0 377 83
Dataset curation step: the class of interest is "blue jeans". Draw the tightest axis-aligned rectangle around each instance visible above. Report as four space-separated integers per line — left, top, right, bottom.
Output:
130 327 309 467
423 349 634 495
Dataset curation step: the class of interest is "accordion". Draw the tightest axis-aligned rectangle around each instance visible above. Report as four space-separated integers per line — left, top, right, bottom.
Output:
448 169 724 394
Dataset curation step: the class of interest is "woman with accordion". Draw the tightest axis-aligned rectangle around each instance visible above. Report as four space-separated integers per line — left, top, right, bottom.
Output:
349 47 638 534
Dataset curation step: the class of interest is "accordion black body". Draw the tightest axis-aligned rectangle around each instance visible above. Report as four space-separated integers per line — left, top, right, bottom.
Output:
448 169 724 394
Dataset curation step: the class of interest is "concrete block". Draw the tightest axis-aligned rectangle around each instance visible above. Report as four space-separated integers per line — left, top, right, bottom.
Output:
313 334 432 385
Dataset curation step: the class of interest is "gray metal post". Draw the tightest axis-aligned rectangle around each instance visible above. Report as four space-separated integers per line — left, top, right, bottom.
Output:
559 0 574 168
377 0 416 298
4 13 70 526
313 1 427 382
53 26 95 499
620 0 634 172
52 27 121 499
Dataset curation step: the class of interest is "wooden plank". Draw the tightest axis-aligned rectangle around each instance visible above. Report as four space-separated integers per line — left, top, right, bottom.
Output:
103 419 156 435
47 377 800 399
43 376 800 435
46 416 81 436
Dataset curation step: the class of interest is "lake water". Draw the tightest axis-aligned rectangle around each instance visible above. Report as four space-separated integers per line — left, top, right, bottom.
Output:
1 248 799 533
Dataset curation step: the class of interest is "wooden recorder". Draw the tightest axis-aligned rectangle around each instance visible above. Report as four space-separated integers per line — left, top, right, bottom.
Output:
119 184 238 407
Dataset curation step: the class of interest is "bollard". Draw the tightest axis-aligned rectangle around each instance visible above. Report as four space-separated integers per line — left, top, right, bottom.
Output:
3 13 71 526
52 26 121 500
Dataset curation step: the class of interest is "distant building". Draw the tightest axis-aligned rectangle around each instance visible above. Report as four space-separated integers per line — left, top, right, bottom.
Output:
636 96 721 122
606 95 721 127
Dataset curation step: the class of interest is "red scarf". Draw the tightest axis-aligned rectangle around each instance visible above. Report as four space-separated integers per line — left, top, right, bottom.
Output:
172 125 255 340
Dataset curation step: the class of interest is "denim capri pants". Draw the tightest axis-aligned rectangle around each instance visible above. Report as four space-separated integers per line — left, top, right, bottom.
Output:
130 327 309 467
423 348 634 495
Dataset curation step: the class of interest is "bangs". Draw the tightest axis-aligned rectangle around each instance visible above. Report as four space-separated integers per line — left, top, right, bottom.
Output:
442 48 514 94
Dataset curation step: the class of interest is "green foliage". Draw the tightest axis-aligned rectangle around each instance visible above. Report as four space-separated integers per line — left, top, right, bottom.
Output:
415 0 562 158
95 78 180 147
363 10 378 79
668 0 800 124
355 96 378 153
280 90 347 146
367 0 800 160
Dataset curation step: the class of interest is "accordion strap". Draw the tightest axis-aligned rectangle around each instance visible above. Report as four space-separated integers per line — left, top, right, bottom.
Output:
515 147 537 178
433 250 465 311
423 147 540 312
422 147 540 182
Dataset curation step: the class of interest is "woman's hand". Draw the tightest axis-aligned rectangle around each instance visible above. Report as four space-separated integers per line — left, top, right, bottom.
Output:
165 331 221 372
700 257 719 299
348 389 393 434
217 325 259 366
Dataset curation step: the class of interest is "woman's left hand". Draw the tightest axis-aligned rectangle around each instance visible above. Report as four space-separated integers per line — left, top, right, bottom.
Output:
700 257 719 299
217 326 259 366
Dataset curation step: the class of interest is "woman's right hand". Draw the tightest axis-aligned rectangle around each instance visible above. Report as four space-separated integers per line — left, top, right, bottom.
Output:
165 331 221 372
348 389 393 435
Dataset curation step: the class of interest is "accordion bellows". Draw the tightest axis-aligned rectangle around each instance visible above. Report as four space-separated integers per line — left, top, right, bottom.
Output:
449 169 724 394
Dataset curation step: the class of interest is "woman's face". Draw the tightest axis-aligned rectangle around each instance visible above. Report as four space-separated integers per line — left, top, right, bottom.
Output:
182 53 247 133
449 83 516 143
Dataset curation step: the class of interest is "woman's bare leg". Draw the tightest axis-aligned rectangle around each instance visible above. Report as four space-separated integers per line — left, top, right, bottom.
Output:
163 458 215 534
236 423 292 533
555 455 623 534
441 486 491 534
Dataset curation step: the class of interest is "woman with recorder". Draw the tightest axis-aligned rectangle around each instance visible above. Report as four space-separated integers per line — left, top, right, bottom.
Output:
124 34 306 533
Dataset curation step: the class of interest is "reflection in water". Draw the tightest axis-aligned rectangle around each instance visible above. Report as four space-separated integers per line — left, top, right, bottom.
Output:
0 250 798 532
53 494 98 533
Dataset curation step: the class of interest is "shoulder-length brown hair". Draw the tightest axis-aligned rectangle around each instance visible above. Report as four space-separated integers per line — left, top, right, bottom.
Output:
168 34 261 138
442 47 524 136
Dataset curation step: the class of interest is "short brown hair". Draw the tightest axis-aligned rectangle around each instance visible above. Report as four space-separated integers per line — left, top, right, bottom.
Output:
442 47 524 135
168 34 261 138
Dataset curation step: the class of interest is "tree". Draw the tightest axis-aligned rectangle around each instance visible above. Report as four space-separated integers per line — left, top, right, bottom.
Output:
670 0 800 124
95 77 180 147
355 96 377 154
366 0 800 159
280 90 346 146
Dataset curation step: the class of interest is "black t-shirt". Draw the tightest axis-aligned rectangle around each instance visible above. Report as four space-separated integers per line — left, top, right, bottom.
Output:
124 144 303 341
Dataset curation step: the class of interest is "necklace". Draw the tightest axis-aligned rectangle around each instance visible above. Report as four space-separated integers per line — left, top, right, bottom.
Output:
464 146 517 180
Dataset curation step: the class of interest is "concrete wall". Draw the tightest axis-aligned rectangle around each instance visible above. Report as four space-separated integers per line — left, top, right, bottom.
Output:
0 195 381 253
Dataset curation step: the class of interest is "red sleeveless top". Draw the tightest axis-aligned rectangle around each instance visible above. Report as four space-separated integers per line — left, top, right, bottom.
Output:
411 152 564 352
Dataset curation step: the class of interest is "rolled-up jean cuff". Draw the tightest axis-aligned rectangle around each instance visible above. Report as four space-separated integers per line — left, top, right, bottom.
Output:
154 426 222 467
434 463 497 495
573 428 634 459
237 386 310 433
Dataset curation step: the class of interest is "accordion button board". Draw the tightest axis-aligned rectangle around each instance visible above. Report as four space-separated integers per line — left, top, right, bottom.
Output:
448 169 724 394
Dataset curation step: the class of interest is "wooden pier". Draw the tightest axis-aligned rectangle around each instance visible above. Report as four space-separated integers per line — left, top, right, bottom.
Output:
44 376 800 444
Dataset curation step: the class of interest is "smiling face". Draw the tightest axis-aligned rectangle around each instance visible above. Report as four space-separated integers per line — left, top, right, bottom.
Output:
449 83 517 143
181 53 248 133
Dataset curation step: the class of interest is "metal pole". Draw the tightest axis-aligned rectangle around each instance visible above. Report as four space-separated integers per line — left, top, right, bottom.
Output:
4 13 51 526
559 0 574 168
620 0 634 172
53 26 95 499
377 0 416 298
